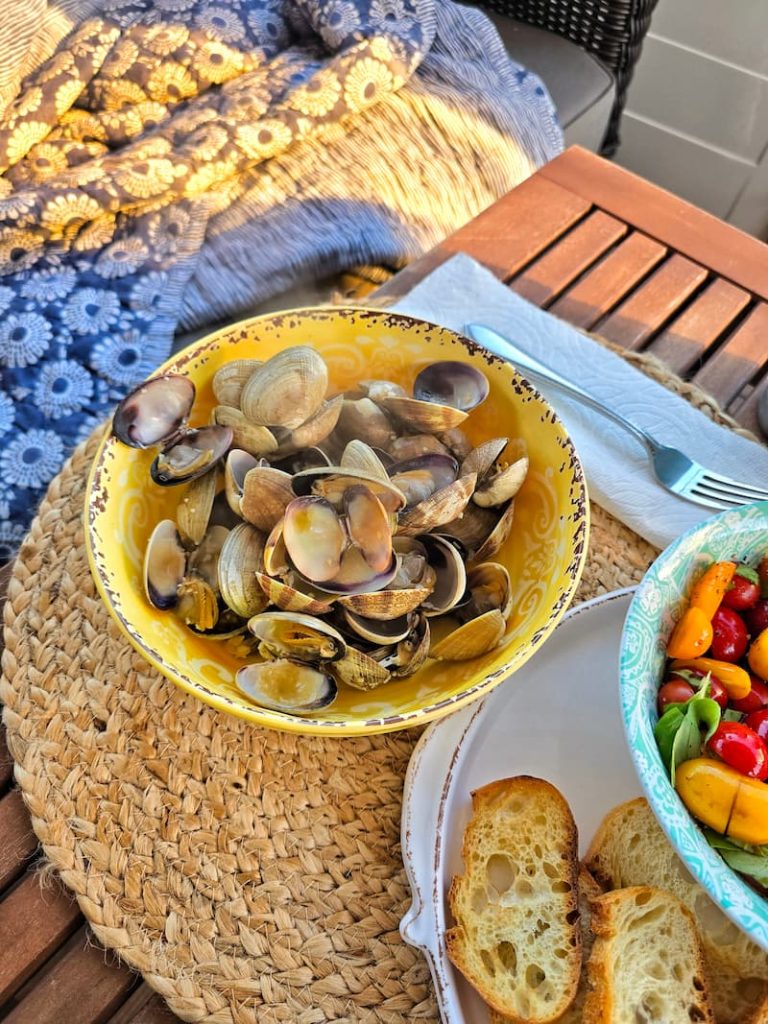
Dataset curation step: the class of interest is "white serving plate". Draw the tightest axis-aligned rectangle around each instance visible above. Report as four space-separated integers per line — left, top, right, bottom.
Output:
400 588 641 1024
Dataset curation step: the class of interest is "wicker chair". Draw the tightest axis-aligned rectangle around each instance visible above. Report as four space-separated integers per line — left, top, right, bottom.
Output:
476 0 659 155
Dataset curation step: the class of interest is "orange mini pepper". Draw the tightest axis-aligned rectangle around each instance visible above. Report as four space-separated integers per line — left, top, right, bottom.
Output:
666 607 713 660
688 561 736 620
676 758 768 845
670 657 751 700
748 628 768 681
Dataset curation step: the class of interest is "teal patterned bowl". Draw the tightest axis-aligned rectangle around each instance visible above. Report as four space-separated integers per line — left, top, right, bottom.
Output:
620 501 768 951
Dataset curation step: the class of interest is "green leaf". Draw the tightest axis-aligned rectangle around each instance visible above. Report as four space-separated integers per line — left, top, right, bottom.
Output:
655 705 685 775
670 695 721 784
735 564 760 585
723 708 744 723
720 849 768 886
704 828 768 857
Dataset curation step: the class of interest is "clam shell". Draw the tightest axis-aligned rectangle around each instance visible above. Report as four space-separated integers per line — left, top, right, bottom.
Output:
143 519 186 609
283 495 346 583
255 571 335 615
224 449 258 517
397 473 476 535
379 395 468 434
212 359 263 408
438 427 473 459
329 647 391 691
472 499 516 563
440 503 498 553
214 406 278 458
236 659 337 712
340 440 390 481
336 582 432 620
176 469 217 548
429 608 506 661
241 466 294 533
343 484 392 573
359 379 406 401
461 562 513 622
473 457 529 507
217 522 269 618
388 434 450 461
335 397 395 448
112 374 194 450
279 396 343 453
273 447 331 474
342 609 415 643
263 518 289 577
413 361 489 412
460 438 509 481
188 524 229 594
313 546 398 597
376 612 430 678
292 466 406 514
248 611 346 662
388 453 458 507
420 534 467 617
240 346 328 429
151 424 232 486
176 576 219 631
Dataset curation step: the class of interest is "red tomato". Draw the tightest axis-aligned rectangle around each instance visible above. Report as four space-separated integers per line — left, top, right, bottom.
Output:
731 676 768 713
722 572 761 611
745 600 768 637
745 709 768 744
710 606 749 662
657 679 695 714
707 722 768 780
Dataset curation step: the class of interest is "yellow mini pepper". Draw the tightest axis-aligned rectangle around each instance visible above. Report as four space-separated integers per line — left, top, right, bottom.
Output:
676 758 768 845
689 561 737 620
670 657 752 700
748 628 768 681
666 607 713 660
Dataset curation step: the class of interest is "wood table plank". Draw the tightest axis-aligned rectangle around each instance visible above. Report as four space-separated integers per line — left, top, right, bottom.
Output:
692 303 768 407
595 254 709 350
0 790 36 891
548 232 667 329
645 279 752 375
509 210 627 306
0 874 81 1005
539 146 768 302
125 997 177 1024
4 928 135 1024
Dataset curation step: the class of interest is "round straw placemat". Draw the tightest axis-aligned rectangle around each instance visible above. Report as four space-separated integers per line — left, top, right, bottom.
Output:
0 348 753 1023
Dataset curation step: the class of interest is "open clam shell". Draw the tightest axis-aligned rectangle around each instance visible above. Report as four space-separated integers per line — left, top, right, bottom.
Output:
213 406 278 458
312 545 398 597
340 440 390 481
460 438 509 481
473 457 529 507
144 519 186 609
188 524 230 594
472 499 516 563
283 496 346 583
429 608 506 661
176 576 219 631
248 611 346 662
397 473 476 536
112 374 194 450
341 609 415 644
241 466 294 533
439 427 473 459
176 470 218 548
413 360 489 412
278 396 343 453
263 517 290 577
329 647 391 691
388 434 451 461
379 395 468 434
420 534 467 617
151 425 233 486
373 612 430 678
236 659 337 713
335 397 395 449
212 359 263 408
343 484 391 572
292 466 406 513
255 571 335 615
388 453 458 507
224 449 258 517
217 522 268 618
460 562 513 622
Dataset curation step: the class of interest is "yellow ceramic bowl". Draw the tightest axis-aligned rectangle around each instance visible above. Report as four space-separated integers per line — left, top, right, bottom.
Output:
85 308 589 735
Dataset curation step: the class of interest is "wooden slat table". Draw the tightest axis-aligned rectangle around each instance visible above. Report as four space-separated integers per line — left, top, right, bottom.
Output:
1 144 767 1023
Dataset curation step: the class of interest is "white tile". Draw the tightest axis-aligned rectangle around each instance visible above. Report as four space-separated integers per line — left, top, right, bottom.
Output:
652 0 768 77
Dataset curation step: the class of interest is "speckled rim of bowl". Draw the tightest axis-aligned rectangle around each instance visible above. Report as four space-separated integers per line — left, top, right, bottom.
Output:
84 306 590 736
620 501 768 950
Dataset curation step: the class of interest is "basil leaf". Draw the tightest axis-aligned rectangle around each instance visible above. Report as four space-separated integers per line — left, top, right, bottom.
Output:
720 849 768 886
723 708 744 723
735 564 760 585
655 706 685 774
670 695 722 785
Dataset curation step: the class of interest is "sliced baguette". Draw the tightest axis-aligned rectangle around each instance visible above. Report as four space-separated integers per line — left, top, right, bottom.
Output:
585 797 768 1023
583 886 715 1024
489 866 603 1024
445 776 581 1023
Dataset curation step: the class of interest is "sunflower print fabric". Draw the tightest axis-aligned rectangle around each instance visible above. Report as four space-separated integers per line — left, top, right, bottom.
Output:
0 0 561 556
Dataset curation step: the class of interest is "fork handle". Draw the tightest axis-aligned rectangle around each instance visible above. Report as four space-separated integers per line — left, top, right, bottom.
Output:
464 324 659 456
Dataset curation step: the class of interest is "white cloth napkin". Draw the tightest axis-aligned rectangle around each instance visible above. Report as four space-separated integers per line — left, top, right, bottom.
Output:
389 253 768 550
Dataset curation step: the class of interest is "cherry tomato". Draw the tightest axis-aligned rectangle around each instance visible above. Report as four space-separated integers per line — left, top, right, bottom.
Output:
745 709 768 744
710 606 749 662
731 676 768 713
657 679 695 714
722 572 761 611
707 722 768 780
745 600 768 637
668 668 728 710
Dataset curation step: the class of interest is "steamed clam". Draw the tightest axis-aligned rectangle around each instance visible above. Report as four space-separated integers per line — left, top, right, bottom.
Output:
113 346 532 715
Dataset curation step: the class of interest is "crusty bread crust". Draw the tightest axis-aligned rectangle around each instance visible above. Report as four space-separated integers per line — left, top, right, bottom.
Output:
583 886 714 1024
445 776 581 1024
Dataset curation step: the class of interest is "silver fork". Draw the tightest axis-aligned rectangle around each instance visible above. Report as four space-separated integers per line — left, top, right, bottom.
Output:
465 323 768 512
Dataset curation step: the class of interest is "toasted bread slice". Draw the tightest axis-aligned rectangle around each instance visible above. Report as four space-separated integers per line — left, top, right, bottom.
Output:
583 886 715 1024
585 797 768 1023
489 866 603 1024
445 776 580 1023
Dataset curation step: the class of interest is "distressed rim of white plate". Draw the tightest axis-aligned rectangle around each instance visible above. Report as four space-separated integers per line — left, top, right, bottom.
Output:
399 586 636 1020
620 500 768 953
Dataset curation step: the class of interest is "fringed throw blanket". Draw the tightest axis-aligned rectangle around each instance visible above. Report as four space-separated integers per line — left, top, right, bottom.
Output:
0 0 560 552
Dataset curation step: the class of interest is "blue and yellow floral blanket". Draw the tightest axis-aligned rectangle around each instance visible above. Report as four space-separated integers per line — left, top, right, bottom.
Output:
0 0 560 554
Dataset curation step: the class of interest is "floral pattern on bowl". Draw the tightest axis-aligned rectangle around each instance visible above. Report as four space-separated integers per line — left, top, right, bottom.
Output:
620 501 768 950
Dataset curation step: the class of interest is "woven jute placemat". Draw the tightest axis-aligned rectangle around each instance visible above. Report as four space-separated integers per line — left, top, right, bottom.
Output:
0 345 752 1024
